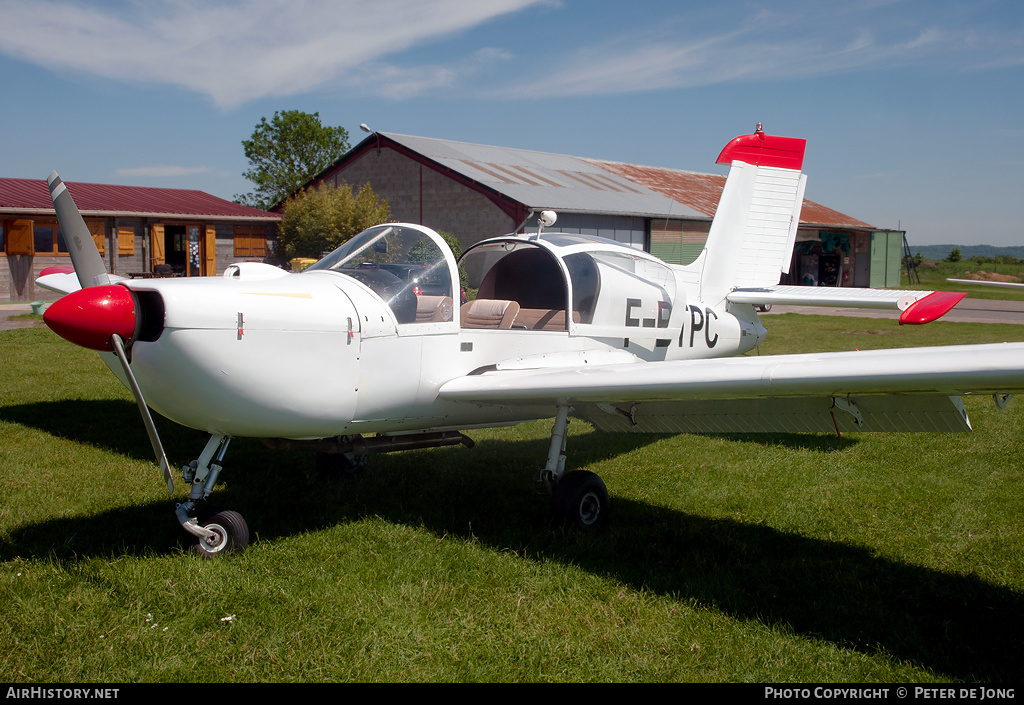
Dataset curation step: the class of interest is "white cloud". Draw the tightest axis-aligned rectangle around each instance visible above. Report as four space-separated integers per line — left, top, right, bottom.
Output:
494 5 1024 99
0 0 546 108
115 165 210 178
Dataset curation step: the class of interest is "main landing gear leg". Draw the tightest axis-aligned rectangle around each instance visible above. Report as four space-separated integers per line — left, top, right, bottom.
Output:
175 434 250 557
541 402 609 532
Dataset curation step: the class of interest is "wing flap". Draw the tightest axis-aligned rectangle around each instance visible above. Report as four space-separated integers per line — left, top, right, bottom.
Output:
576 395 972 434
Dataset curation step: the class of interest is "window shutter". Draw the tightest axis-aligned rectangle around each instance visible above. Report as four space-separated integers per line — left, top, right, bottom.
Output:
150 225 165 266
7 220 33 255
205 225 216 275
88 221 105 256
118 226 135 255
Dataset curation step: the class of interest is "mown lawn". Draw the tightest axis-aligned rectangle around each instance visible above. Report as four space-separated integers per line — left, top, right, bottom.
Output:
1 317 1023 683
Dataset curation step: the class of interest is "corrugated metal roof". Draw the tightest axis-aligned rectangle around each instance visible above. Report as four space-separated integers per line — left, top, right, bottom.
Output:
378 133 704 219
367 133 874 230
590 160 875 229
0 178 280 221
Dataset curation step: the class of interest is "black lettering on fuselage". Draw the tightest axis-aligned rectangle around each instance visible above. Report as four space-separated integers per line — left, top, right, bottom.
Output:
704 308 719 347
658 301 671 329
689 305 704 347
679 305 719 348
625 298 641 327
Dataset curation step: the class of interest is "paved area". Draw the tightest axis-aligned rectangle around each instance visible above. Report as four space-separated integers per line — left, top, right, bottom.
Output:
0 302 53 331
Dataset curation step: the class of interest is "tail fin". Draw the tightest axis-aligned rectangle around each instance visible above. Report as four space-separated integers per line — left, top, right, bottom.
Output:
697 128 807 305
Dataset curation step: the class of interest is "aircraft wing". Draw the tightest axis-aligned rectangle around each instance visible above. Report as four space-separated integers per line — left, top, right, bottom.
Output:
438 343 1024 434
726 286 966 324
35 266 127 295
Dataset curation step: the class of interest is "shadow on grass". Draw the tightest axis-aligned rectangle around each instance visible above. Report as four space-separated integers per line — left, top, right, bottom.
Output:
2 404 1019 681
0 399 207 462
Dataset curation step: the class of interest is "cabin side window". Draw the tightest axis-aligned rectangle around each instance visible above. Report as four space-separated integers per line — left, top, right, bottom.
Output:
582 251 676 329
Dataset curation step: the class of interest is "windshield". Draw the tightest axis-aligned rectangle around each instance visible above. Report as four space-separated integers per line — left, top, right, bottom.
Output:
305 224 454 324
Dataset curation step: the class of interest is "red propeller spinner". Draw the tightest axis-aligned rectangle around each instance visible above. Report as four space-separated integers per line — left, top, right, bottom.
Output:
43 284 139 351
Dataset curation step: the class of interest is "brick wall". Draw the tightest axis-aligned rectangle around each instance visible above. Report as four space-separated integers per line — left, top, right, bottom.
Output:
325 149 516 252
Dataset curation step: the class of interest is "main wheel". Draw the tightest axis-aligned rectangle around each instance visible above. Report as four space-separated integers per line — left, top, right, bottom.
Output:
552 471 609 531
192 509 249 558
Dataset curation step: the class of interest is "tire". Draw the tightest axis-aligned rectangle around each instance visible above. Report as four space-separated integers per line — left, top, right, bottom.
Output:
552 471 609 531
192 509 249 558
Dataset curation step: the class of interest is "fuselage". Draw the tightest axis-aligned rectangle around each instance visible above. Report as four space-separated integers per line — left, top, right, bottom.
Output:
90 224 767 439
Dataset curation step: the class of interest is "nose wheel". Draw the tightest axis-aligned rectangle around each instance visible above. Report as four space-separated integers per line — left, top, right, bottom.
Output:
191 508 250 558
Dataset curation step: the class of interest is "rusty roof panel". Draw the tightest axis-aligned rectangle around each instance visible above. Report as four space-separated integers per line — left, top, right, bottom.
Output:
459 160 517 184
590 160 874 229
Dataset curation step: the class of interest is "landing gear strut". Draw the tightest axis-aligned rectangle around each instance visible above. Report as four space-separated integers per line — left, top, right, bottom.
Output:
541 402 609 531
175 434 250 558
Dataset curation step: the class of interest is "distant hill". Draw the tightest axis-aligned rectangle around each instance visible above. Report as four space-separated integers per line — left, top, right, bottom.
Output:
909 244 1024 261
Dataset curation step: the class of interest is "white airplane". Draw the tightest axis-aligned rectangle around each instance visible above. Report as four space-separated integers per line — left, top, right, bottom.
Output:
37 127 1024 557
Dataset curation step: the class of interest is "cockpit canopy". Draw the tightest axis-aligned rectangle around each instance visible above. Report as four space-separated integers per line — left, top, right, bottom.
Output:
304 224 678 335
305 224 455 324
459 233 677 333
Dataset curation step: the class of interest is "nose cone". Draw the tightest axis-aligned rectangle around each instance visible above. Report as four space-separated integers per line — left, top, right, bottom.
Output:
44 284 139 351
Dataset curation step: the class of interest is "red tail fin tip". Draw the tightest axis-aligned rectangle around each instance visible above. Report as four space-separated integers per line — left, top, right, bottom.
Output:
716 129 806 170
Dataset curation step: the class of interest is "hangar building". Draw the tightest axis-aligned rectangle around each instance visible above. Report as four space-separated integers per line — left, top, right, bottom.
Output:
299 132 905 289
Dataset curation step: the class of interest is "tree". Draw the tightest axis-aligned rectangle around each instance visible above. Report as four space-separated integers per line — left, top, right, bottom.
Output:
946 247 962 263
235 110 349 210
277 182 390 261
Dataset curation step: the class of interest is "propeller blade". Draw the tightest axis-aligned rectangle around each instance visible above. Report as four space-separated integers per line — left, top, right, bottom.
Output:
47 171 111 289
109 333 175 494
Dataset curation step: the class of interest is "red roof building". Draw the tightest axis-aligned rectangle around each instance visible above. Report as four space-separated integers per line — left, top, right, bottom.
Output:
1 178 280 300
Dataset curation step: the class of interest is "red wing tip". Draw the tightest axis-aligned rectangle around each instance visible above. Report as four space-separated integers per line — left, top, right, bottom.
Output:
39 265 76 277
899 291 967 325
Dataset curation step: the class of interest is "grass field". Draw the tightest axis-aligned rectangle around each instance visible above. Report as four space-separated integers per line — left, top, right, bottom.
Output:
2 316 1023 683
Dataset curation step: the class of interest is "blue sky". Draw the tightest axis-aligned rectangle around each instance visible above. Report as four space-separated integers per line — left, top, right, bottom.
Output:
1 0 1022 246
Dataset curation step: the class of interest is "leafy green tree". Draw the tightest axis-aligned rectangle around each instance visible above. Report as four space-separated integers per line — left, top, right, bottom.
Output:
946 247 962 263
277 182 390 261
235 110 349 209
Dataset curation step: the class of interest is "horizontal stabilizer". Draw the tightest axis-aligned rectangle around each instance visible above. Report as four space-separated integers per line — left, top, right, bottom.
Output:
728 286 966 323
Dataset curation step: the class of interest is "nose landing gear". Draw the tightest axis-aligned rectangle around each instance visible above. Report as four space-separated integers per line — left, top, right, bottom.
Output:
175 434 250 559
